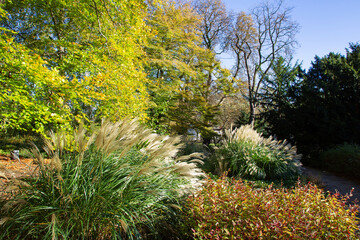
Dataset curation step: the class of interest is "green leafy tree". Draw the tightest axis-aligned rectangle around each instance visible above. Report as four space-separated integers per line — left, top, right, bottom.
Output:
285 44 360 164
0 9 71 135
258 57 301 139
1 0 151 135
145 0 233 140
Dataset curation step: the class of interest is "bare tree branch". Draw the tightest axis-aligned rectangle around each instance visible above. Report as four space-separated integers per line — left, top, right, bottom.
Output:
227 0 299 123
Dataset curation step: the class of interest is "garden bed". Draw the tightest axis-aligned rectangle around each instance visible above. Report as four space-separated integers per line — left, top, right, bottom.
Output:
0 155 39 195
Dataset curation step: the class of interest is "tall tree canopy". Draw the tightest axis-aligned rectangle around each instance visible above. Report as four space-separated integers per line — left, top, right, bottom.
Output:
258 56 301 139
258 44 360 165
145 0 233 139
227 0 299 123
0 19 70 134
288 44 360 163
1 0 151 135
193 0 231 53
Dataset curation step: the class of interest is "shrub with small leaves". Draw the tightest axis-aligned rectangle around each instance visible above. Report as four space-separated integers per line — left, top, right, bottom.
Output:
186 176 359 239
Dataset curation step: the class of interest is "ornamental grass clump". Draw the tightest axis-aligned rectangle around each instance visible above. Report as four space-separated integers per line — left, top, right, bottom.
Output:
0 119 204 240
186 176 359 239
213 125 301 180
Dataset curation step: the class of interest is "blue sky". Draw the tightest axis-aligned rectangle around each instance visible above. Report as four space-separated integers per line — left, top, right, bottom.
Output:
222 0 360 70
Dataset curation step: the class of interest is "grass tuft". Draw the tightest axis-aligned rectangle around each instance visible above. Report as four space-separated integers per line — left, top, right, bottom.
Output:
210 125 302 180
0 118 204 239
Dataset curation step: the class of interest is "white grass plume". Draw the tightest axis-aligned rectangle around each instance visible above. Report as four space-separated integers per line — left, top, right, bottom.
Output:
224 124 262 144
222 124 302 175
36 118 205 194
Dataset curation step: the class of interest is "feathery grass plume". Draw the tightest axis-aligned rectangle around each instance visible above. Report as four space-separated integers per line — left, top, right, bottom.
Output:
211 124 301 180
0 118 204 240
224 124 262 144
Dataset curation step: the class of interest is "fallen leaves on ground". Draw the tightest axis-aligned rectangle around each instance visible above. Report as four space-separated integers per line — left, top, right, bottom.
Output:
0 155 38 196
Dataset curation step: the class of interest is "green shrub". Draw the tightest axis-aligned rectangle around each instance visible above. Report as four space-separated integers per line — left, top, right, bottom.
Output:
210 125 301 180
0 134 42 156
186 176 359 239
178 140 206 157
0 119 204 240
320 143 360 178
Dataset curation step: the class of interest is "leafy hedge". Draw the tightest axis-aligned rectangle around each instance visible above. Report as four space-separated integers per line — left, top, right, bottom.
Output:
320 143 360 178
186 176 359 239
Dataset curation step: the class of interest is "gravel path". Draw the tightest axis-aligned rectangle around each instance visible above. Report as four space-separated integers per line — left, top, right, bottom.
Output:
302 166 360 204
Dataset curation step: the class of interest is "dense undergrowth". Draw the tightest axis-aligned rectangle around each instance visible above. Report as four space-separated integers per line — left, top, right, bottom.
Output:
0 122 359 239
186 176 359 240
320 143 360 178
0 119 204 239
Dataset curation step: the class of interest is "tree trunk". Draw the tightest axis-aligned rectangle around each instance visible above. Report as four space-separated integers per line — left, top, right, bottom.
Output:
249 101 255 126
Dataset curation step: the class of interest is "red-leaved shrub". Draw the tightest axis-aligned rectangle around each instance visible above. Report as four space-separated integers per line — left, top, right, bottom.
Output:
186 176 359 239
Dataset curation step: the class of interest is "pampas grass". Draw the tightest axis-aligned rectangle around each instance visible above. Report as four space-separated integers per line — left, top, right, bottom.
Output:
0 119 204 240
212 125 301 180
